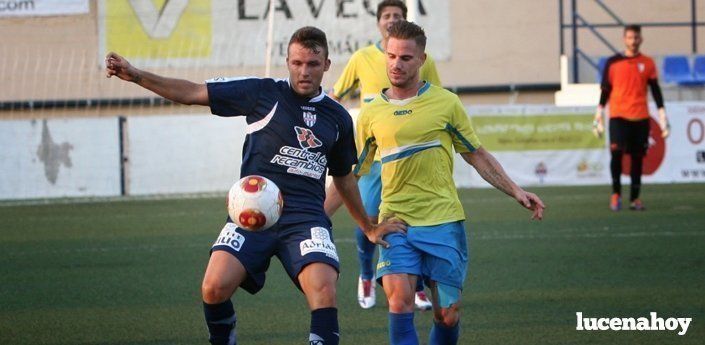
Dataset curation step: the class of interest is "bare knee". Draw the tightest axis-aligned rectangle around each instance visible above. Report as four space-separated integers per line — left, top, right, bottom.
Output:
388 295 414 313
383 274 416 313
201 278 234 304
434 304 460 327
299 263 338 309
307 280 337 307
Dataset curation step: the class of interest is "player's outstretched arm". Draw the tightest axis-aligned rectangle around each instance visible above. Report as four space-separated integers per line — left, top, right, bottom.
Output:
331 172 406 247
105 52 209 106
461 148 545 220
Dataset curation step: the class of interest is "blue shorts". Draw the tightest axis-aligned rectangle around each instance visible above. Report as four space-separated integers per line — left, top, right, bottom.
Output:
358 161 382 216
211 219 340 294
376 221 468 301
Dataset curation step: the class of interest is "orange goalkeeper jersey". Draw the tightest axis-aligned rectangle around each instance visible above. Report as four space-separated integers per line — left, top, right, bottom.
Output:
599 53 661 121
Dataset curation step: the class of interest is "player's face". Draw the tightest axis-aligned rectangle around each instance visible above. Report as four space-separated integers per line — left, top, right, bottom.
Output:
386 37 426 89
286 42 331 98
377 6 404 39
623 30 642 54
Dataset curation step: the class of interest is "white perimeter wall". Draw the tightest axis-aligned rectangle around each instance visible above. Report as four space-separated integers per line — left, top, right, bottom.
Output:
1 104 704 200
0 117 120 199
127 115 245 195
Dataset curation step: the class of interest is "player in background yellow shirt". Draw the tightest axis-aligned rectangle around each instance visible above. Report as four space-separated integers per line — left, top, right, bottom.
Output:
328 0 439 311
354 21 545 345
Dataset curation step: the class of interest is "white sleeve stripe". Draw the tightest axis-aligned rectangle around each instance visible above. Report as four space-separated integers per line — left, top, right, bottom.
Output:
246 102 277 134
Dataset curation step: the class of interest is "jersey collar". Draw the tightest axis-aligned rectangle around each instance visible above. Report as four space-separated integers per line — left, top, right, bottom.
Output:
285 78 326 103
380 81 431 103
375 40 384 53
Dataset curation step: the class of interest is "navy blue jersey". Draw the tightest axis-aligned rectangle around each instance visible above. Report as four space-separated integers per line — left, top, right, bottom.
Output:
207 77 357 226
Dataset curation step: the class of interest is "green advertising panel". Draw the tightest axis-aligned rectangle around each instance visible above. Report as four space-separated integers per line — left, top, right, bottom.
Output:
471 114 604 151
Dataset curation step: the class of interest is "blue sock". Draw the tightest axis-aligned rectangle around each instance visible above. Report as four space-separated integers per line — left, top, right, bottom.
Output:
429 320 459 345
310 307 339 345
203 300 237 345
355 227 376 280
389 312 418 345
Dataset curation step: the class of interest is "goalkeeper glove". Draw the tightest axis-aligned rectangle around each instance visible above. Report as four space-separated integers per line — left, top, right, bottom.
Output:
592 108 605 138
658 108 670 139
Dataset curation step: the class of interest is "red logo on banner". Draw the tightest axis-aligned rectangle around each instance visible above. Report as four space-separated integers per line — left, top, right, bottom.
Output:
622 117 666 176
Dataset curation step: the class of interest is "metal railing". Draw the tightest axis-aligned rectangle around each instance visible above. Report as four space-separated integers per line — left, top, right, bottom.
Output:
559 0 704 83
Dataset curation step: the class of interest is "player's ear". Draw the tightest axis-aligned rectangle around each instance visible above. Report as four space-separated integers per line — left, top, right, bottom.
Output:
420 52 427 64
324 58 331 72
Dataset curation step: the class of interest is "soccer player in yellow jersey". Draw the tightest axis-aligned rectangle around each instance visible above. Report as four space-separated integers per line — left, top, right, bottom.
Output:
355 21 545 345
332 0 441 105
329 0 439 311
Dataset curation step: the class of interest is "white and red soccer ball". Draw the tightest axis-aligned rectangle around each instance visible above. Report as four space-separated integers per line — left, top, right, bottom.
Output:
227 175 283 231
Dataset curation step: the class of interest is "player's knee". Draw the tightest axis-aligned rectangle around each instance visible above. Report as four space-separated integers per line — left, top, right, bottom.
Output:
434 304 460 327
201 278 233 304
306 280 337 307
387 295 415 313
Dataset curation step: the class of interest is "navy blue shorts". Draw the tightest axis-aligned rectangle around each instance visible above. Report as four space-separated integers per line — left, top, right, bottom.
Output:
211 219 340 294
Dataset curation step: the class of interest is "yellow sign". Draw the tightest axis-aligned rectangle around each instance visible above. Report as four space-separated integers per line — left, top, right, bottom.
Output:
106 0 211 59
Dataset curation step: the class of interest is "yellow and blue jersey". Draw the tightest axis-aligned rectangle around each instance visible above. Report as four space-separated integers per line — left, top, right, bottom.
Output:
354 83 481 226
332 42 441 105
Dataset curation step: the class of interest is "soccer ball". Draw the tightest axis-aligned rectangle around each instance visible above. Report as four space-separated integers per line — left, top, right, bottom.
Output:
227 175 283 231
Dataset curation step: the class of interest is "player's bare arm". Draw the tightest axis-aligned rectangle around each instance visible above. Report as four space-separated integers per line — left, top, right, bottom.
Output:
461 148 545 220
105 52 209 106
323 182 345 217
331 172 406 247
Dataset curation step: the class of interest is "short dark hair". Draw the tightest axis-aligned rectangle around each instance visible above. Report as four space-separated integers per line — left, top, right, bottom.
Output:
624 24 641 34
288 26 329 58
377 0 407 21
387 21 426 51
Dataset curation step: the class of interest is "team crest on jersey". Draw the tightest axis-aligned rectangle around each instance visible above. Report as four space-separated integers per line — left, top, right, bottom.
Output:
638 63 645 72
303 111 317 127
295 126 322 149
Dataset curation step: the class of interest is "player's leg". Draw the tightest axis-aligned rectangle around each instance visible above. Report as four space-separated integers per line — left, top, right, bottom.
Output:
412 221 469 345
299 262 340 345
278 224 342 345
427 281 461 345
356 161 382 308
382 273 419 345
608 118 626 211
201 251 246 345
627 119 650 210
377 231 423 344
202 221 277 345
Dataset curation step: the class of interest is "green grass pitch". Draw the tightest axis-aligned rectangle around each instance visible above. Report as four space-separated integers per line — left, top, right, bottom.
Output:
1 184 703 344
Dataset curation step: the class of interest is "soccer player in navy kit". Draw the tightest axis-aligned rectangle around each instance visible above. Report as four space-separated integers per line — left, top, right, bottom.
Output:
105 27 405 345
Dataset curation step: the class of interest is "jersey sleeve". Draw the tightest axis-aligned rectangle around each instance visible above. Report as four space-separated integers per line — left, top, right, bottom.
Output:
352 109 377 176
647 57 658 80
447 96 481 153
599 55 618 107
327 111 358 176
206 77 264 116
332 54 360 100
421 54 442 86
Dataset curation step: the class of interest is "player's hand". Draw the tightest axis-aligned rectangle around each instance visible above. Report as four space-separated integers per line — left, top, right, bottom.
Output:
658 108 670 139
592 108 605 138
515 190 545 220
366 218 407 248
105 52 141 83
